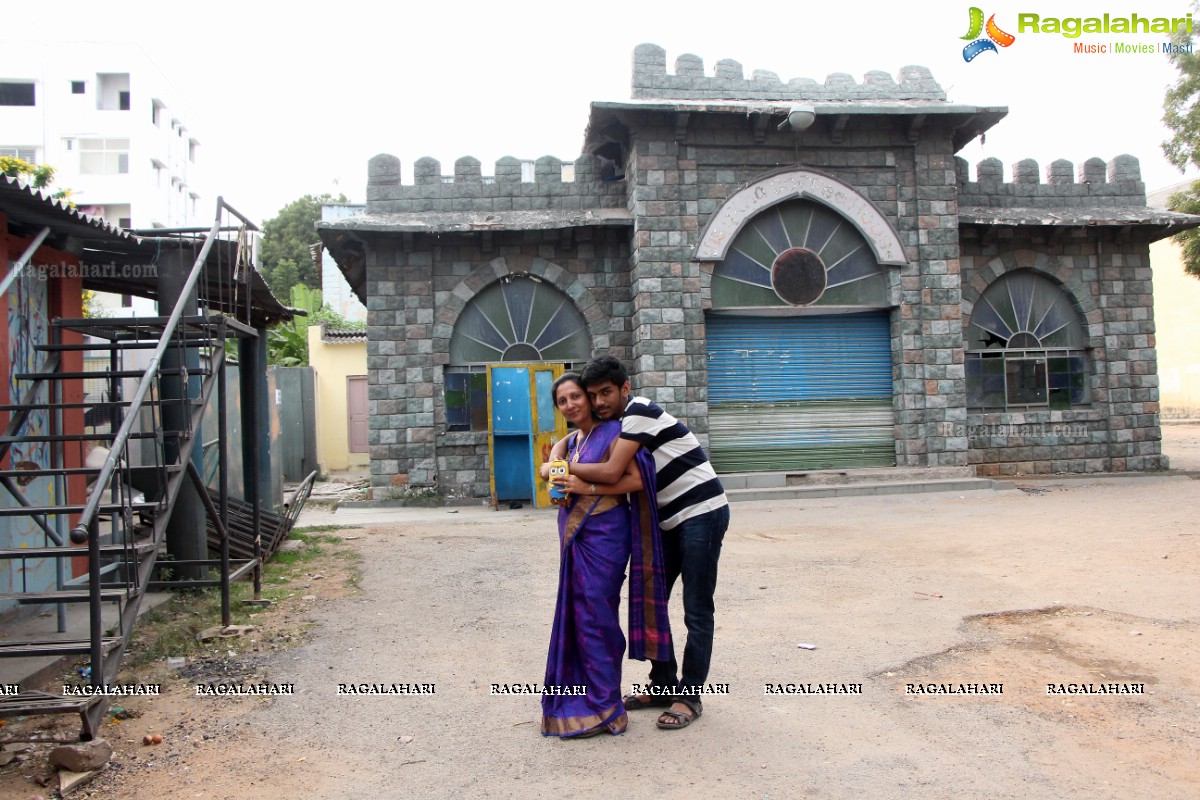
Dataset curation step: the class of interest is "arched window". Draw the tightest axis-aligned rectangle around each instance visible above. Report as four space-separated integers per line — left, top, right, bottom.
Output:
449 273 589 363
445 274 590 431
966 270 1089 410
710 199 888 309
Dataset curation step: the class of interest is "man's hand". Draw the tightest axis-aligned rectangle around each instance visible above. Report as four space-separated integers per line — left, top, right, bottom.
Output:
566 437 640 484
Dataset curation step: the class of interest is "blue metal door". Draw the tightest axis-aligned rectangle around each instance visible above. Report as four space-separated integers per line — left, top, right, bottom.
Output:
486 364 565 506
489 366 533 501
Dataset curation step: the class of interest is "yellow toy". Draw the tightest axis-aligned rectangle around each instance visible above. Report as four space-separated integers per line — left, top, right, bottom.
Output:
547 459 570 501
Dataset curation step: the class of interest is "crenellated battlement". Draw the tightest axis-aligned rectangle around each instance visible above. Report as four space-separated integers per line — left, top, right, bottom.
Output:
956 154 1146 208
364 153 627 214
631 42 946 102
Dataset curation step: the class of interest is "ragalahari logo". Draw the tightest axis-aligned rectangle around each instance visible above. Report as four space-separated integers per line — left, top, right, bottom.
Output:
962 7 1017 61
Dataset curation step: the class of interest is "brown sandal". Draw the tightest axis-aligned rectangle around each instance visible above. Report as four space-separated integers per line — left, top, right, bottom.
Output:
656 700 701 730
622 692 673 710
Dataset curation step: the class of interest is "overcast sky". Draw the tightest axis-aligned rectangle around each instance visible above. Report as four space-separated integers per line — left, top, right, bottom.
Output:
39 0 1200 223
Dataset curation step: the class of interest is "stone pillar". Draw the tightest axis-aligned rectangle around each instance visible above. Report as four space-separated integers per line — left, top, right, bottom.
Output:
626 126 705 437
895 138 969 467
367 244 437 497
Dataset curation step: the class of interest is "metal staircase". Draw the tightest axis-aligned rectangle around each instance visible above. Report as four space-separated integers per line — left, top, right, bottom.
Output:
0 199 275 739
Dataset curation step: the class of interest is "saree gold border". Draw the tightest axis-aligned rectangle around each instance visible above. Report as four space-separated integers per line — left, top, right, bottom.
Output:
540 705 627 736
561 495 621 552
635 491 662 648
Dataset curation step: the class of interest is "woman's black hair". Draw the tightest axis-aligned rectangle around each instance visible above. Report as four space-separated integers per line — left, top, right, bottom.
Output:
552 371 586 402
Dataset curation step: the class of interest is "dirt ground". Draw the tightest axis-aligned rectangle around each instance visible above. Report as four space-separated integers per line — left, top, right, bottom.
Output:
3 424 1198 800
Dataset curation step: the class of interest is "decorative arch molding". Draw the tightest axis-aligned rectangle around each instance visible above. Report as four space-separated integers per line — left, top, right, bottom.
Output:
433 255 609 363
694 168 908 266
961 250 1102 345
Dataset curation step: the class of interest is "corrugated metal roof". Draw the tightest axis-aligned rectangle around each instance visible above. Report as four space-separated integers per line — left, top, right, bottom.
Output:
321 327 367 344
1 174 139 244
2 174 294 326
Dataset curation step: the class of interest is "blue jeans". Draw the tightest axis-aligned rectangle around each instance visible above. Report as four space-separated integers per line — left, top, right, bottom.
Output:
647 504 729 699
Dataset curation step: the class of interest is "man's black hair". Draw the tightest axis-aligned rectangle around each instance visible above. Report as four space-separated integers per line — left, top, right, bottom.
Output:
580 355 628 388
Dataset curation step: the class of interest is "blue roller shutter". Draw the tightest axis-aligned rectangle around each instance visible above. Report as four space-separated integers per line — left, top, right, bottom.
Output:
706 313 895 471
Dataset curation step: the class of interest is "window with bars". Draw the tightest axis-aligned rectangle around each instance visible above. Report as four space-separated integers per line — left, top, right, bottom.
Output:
966 270 1090 411
444 367 489 432
444 363 586 432
966 349 1089 411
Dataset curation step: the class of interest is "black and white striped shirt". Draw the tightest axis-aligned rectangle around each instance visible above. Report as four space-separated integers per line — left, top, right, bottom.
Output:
620 396 728 530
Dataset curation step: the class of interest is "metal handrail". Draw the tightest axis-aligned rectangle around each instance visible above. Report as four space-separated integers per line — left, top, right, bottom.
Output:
283 469 320 531
69 199 229 545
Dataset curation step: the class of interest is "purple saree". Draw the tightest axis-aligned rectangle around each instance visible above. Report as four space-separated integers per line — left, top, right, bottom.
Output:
540 420 672 738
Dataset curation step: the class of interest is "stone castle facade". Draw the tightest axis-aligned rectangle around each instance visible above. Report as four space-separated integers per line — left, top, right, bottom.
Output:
320 44 1196 498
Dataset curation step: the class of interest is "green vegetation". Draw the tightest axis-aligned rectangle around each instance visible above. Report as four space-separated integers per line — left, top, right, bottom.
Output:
125 530 360 669
385 485 444 506
1 155 73 204
266 285 365 367
259 192 348 296
1162 3 1200 278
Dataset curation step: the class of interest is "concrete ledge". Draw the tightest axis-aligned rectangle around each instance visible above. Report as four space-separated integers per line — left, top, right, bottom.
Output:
338 496 483 510
720 466 977 491
727 478 1007 502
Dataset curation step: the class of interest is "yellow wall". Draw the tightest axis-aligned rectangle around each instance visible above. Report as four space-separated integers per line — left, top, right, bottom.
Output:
308 324 369 473
1150 238 1200 419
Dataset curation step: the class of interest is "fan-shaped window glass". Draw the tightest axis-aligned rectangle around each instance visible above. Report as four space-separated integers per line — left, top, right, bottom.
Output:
711 200 888 308
449 274 590 365
966 270 1089 410
446 274 590 431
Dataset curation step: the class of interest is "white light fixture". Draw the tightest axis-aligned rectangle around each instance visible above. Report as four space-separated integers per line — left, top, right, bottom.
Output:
786 104 816 131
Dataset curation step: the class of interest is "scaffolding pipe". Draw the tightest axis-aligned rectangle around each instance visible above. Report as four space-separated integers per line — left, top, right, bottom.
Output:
0 225 51 298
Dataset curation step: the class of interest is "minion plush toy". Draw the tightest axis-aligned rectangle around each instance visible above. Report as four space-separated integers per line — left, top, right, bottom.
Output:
547 459 570 502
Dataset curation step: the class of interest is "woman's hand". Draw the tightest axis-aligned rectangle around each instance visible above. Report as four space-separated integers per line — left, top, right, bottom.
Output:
555 474 596 496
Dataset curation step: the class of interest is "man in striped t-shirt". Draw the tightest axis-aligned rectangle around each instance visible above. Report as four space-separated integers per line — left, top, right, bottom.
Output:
551 355 729 731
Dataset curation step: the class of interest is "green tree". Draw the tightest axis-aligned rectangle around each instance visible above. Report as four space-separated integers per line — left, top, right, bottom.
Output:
1162 6 1200 278
1 156 73 204
266 285 364 367
259 193 346 296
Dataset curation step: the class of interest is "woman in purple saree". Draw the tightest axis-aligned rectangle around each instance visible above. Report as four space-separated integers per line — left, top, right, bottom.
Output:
540 374 672 739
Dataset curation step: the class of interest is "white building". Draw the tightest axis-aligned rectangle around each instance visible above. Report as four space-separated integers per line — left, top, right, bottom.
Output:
0 41 205 231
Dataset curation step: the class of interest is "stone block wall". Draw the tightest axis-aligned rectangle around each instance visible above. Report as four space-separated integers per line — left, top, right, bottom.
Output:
895 138 969 467
624 124 708 434
956 154 1146 208
631 43 946 102
623 105 967 465
365 237 436 494
350 45 1175 490
364 154 627 214
959 230 1164 474
366 227 632 498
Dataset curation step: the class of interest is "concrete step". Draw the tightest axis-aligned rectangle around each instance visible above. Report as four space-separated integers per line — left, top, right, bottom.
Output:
720 466 978 491
726 475 1006 502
